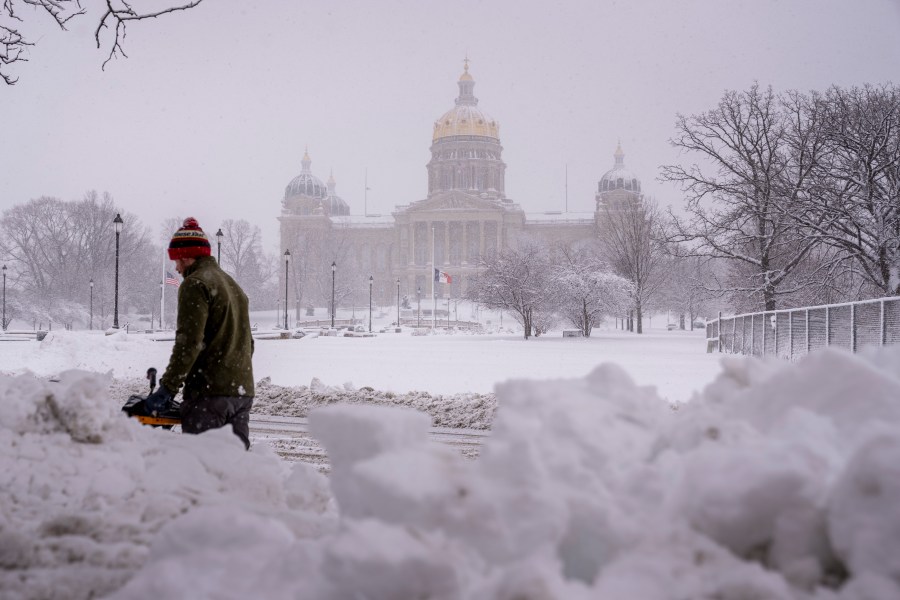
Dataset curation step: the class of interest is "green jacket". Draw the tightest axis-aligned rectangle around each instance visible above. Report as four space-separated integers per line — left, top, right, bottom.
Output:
161 256 255 400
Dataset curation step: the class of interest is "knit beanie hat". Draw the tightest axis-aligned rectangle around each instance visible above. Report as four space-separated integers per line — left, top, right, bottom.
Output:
168 217 211 260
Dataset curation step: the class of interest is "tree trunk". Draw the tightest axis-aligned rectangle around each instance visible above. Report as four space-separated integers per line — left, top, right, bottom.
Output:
636 302 643 334
582 299 591 337
764 281 776 311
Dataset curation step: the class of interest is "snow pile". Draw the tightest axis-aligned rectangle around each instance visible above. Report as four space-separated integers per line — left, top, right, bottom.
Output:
4 347 900 599
0 371 335 600
252 376 497 429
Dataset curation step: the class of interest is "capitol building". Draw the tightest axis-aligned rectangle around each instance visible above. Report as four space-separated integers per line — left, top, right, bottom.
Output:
278 62 642 309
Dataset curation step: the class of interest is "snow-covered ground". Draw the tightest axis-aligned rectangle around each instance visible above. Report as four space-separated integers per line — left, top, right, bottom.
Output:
0 325 717 403
2 340 900 599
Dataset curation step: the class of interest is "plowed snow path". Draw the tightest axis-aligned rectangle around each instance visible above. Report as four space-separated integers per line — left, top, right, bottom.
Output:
250 414 487 469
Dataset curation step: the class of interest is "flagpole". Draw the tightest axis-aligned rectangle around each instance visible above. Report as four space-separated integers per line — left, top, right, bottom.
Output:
431 225 436 331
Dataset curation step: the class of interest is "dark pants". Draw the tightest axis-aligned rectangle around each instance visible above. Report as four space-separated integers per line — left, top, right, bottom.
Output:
181 396 254 450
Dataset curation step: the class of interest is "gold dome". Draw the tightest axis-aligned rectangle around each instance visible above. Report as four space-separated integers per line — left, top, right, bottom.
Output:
432 61 499 142
433 105 499 141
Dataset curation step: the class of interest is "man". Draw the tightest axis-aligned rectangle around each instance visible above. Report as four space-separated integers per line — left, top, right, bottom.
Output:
145 217 255 449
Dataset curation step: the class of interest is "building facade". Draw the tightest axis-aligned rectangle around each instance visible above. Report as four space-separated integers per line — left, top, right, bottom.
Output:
278 63 641 309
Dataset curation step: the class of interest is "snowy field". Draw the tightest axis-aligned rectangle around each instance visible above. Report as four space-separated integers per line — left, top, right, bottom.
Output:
0 325 717 403
3 329 900 599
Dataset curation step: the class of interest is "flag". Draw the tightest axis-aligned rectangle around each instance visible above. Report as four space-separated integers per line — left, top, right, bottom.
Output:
164 271 181 287
434 268 452 284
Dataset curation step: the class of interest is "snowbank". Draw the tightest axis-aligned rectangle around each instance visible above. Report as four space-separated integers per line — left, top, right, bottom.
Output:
3 347 900 599
0 371 335 600
252 376 497 429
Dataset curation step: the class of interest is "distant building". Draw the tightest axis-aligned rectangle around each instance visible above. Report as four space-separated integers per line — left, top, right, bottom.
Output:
278 62 642 308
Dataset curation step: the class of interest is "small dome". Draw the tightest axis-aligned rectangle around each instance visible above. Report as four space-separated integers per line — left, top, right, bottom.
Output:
598 143 641 193
324 170 350 216
284 150 327 201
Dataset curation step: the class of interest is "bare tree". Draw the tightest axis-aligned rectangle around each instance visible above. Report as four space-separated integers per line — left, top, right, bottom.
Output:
220 219 260 280
1 0 205 85
218 218 276 310
658 254 718 330
554 244 633 337
466 241 553 340
285 223 366 316
661 84 824 311
789 84 900 297
598 198 667 333
0 193 157 328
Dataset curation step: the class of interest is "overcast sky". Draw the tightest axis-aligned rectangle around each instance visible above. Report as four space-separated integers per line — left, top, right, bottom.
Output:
1 0 899 250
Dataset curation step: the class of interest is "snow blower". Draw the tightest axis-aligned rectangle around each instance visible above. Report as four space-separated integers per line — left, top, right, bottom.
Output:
121 367 182 429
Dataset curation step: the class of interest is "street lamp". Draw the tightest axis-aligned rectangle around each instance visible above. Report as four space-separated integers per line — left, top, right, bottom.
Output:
216 228 224 265
283 250 291 330
113 213 124 329
331 261 336 328
417 286 421 328
2 264 6 332
396 277 400 329
89 278 94 330
368 275 373 333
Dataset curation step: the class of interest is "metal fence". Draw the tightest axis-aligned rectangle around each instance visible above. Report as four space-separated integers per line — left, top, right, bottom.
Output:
706 296 900 359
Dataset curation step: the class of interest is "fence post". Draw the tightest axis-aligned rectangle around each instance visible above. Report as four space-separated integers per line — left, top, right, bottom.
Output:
881 299 886 346
772 312 778 358
850 303 856 353
762 313 767 356
825 306 830 346
789 310 793 361
717 311 722 353
751 314 755 356
742 315 747 354
805 309 810 355
732 316 736 354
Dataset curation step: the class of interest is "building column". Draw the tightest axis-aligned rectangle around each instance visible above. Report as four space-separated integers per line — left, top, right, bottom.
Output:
444 221 450 266
480 220 486 257
462 221 469 265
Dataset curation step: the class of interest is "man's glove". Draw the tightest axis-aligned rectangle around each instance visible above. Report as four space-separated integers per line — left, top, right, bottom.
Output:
145 385 174 416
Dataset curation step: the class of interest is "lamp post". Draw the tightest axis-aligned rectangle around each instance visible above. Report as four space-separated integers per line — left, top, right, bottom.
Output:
331 261 336 328
216 228 224 265
396 277 400 329
368 275 373 332
2 264 6 332
89 278 94 330
283 250 291 330
416 286 421 328
112 213 123 329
